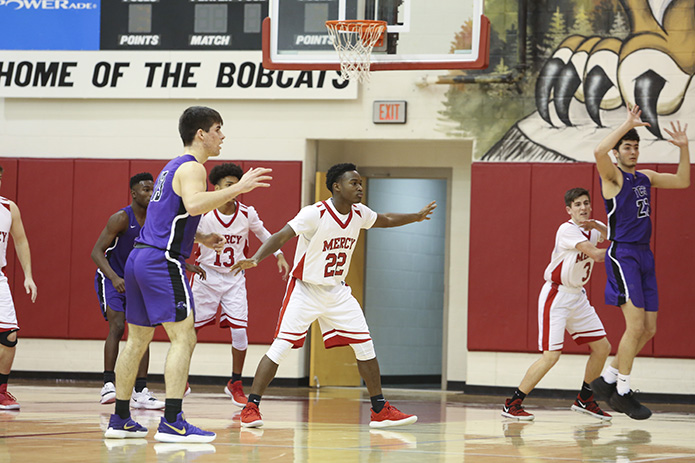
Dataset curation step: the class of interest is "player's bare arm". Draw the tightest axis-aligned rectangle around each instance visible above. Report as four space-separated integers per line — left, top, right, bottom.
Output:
230 224 296 275
372 201 437 228
579 219 608 241
174 163 272 216
90 210 129 293
195 231 225 253
9 201 37 303
641 121 691 190
575 240 606 263
594 105 650 197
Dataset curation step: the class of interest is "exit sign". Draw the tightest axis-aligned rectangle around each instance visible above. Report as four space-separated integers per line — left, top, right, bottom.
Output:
373 100 407 124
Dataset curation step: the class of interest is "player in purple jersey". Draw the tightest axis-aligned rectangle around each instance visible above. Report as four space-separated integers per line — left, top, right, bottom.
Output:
91 173 157 407
104 106 271 443
592 105 690 420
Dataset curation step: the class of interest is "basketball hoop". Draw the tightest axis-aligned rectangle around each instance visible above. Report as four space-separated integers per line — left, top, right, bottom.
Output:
325 20 387 83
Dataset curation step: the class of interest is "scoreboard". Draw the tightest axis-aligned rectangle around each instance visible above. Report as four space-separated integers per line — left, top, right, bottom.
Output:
101 0 268 50
0 0 268 51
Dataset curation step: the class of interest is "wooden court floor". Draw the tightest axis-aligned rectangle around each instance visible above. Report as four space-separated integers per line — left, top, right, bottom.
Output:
1 380 694 462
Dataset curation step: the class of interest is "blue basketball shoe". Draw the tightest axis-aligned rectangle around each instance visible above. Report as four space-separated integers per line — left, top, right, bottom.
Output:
154 412 216 443
104 414 148 438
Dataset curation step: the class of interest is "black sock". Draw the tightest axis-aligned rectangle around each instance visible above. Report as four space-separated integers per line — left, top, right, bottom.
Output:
247 394 261 406
165 399 183 423
0 373 9 386
103 371 115 384
115 399 130 419
231 373 242 383
511 389 527 403
579 382 593 401
134 377 147 393
371 394 386 413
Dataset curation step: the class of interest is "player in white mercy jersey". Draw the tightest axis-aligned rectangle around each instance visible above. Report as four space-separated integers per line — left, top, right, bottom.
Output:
191 163 289 406
231 163 436 429
502 188 612 421
0 165 38 410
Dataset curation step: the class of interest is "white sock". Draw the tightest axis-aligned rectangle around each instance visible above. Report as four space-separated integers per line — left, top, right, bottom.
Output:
602 366 619 384
617 373 630 395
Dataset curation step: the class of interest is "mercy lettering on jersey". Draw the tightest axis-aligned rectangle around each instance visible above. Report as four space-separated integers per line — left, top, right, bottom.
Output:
288 200 377 286
0 197 12 272
194 203 274 272
543 220 604 288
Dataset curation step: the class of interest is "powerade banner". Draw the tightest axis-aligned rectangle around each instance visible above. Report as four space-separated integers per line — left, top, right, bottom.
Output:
0 0 101 50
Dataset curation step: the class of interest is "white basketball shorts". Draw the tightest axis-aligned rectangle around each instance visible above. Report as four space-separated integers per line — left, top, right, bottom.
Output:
0 274 19 331
275 278 371 349
191 265 248 329
538 281 606 351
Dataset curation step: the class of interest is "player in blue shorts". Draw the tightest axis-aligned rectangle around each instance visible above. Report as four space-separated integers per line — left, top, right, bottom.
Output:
103 106 272 443
592 104 690 420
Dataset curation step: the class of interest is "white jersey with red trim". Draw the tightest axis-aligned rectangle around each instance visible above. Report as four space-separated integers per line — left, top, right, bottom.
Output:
287 200 377 286
0 197 12 273
543 220 604 288
194 202 274 274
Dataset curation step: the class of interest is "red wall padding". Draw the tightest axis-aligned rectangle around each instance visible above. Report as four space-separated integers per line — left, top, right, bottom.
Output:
469 162 695 359
4 158 300 346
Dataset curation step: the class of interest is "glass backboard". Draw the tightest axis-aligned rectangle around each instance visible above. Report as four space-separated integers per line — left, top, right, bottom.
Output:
262 0 489 71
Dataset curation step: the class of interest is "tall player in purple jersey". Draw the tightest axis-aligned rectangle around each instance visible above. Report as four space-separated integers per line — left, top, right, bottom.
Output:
104 106 272 443
591 105 690 420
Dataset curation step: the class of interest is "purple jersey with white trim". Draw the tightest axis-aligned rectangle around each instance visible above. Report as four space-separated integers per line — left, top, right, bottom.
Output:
603 169 652 244
136 154 201 258
103 205 140 278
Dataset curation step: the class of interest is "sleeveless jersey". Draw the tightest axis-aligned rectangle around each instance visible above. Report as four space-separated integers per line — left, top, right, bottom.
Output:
543 220 603 289
287 200 377 286
603 169 652 244
102 205 141 278
137 154 202 258
0 197 12 273
194 202 275 273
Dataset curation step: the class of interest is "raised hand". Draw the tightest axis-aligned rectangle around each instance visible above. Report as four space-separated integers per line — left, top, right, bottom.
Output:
415 201 437 222
626 104 651 129
663 120 689 148
236 167 273 194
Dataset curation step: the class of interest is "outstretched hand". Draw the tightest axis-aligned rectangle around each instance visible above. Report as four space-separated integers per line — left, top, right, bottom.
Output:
626 104 651 129
578 219 597 231
199 233 225 253
230 258 258 276
237 167 273 194
415 201 437 222
663 120 689 148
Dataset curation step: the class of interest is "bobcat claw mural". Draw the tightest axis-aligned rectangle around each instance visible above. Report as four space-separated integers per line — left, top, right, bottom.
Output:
474 0 694 162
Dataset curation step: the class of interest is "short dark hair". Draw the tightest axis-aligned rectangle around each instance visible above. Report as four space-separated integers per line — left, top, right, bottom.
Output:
209 163 243 186
613 128 640 151
130 172 153 189
326 163 357 193
0 165 3 174
565 187 590 207
178 106 223 146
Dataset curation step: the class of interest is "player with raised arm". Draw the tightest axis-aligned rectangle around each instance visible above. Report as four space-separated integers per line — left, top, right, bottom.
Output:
0 165 38 410
103 106 271 443
231 163 436 429
502 188 612 422
591 105 690 420
191 162 289 406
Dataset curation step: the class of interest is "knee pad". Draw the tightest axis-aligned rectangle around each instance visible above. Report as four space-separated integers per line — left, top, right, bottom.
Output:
230 328 248 351
351 340 376 361
0 330 18 348
265 339 293 364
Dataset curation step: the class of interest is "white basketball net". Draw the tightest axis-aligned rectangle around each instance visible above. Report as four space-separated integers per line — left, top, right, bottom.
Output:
326 20 387 83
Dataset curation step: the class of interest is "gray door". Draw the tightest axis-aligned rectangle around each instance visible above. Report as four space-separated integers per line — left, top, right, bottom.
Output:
364 178 447 379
